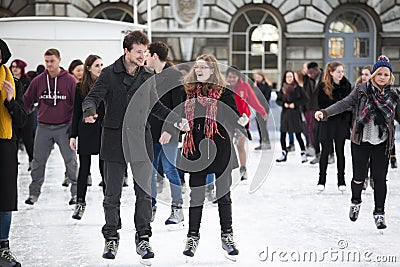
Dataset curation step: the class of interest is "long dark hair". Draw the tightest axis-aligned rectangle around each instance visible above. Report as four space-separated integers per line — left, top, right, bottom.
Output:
81 55 102 97
281 70 297 97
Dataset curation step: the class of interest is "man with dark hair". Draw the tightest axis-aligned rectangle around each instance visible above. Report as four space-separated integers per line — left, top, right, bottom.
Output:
146 41 185 229
82 31 185 264
23 48 78 206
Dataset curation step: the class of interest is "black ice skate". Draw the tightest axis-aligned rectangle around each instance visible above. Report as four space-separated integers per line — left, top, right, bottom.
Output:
25 195 38 205
240 166 248 180
183 233 200 258
72 202 86 220
373 212 387 230
165 204 184 231
221 230 239 262
0 241 21 267
135 233 154 266
102 234 119 259
349 203 361 222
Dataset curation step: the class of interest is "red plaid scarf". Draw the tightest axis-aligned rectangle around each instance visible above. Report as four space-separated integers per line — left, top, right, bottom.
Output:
183 83 222 157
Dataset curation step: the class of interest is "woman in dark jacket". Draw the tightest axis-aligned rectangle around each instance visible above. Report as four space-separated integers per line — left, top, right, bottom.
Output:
315 55 400 230
181 54 248 260
69 55 105 220
276 70 309 163
316 62 352 192
0 38 27 267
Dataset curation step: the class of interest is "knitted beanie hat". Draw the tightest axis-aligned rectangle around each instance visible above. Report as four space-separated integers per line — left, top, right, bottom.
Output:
372 55 393 74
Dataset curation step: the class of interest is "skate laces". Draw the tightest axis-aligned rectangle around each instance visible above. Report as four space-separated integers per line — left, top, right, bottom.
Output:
186 236 199 251
375 215 384 223
351 204 360 213
0 249 18 262
137 240 151 251
105 239 118 251
222 233 235 247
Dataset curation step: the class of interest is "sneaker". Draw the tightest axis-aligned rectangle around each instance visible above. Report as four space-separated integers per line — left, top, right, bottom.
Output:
123 176 129 187
373 212 387 229
69 196 77 205
150 205 157 223
301 151 308 163
72 202 86 220
165 205 184 230
316 184 325 192
221 230 239 257
135 233 154 260
328 153 335 164
310 154 320 165
183 234 200 257
276 151 287 162
338 185 346 192
390 156 397 168
287 143 295 152
239 166 248 181
25 195 38 205
103 234 119 259
87 174 92 186
349 203 361 222
62 176 70 187
0 241 21 267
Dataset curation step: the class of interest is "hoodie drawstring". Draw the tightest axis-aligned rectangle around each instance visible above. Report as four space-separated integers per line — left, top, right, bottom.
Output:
46 74 58 106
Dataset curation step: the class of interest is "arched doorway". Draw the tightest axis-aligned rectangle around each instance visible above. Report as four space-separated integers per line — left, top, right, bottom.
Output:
325 8 375 84
230 7 281 86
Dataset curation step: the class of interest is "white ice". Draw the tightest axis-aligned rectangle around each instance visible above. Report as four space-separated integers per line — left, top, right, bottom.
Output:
11 99 400 267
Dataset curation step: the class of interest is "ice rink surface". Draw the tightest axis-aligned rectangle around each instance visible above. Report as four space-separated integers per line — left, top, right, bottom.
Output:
10 100 400 266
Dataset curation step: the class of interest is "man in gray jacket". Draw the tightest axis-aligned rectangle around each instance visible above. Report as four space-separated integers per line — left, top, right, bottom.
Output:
82 31 184 264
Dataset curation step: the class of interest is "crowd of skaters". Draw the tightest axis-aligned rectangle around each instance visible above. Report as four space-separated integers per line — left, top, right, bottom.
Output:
0 30 399 267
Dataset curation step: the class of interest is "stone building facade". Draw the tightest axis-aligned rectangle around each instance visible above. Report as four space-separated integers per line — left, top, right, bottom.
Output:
1 0 400 86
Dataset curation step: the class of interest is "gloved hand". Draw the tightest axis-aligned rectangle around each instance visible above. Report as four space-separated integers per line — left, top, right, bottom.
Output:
237 113 249 127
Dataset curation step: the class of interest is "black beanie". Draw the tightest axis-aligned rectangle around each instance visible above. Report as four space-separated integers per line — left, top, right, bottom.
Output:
0 39 12 66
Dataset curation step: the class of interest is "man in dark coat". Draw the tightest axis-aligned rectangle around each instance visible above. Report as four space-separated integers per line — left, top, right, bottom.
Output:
82 31 183 263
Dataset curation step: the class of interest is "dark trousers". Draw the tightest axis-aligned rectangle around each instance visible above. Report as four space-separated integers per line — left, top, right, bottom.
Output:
318 138 346 186
188 171 233 234
77 154 104 202
102 160 152 239
351 142 389 212
280 132 305 152
16 112 35 162
256 112 270 145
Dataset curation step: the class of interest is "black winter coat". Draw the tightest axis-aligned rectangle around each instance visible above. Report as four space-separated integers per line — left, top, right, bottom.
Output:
0 79 27 211
70 83 105 155
317 77 352 141
276 84 308 133
82 56 180 163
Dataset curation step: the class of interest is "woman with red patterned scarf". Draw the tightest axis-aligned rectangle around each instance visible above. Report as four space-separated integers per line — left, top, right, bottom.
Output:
181 55 248 260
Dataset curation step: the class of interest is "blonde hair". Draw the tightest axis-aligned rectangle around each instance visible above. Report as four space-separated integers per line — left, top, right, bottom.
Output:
323 61 345 99
253 70 272 87
183 54 226 96
370 66 395 86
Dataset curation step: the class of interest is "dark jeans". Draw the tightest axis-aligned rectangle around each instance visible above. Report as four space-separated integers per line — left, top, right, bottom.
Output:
318 138 346 186
280 132 305 152
77 154 104 202
16 112 35 162
188 171 233 234
102 160 152 239
351 141 389 212
0 211 12 241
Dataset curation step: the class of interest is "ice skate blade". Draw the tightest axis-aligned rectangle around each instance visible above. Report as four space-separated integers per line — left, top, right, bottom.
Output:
377 229 385 235
140 258 152 266
225 253 237 262
166 222 185 231
184 255 193 264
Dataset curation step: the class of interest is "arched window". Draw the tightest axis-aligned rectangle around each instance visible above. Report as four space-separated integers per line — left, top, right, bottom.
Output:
89 3 134 23
230 8 280 76
325 8 375 83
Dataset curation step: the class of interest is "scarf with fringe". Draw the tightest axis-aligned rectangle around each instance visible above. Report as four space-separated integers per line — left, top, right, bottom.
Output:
0 65 16 139
183 83 222 157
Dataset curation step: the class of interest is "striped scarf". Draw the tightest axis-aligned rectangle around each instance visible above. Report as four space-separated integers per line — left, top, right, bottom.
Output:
0 65 16 139
183 83 221 157
357 82 398 138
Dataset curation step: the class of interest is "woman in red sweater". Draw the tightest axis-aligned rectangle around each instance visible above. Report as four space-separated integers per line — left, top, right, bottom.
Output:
226 67 267 181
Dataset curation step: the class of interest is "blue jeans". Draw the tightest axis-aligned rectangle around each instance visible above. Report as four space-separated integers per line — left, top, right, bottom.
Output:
206 173 215 186
0 211 12 241
151 142 183 205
